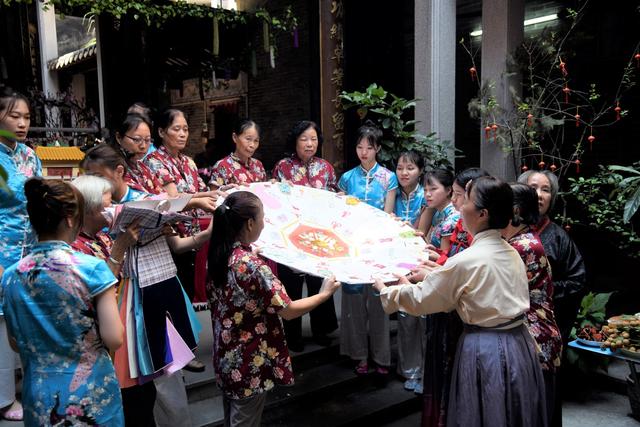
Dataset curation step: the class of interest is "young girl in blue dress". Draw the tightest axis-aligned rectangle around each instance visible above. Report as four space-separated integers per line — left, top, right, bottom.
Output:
338 123 398 374
394 151 427 392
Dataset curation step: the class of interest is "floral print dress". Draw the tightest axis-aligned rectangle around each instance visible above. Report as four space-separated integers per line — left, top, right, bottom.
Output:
272 155 337 191
209 242 294 400
509 230 563 371
427 202 459 249
125 160 165 195
144 145 207 194
0 241 123 426
209 153 267 187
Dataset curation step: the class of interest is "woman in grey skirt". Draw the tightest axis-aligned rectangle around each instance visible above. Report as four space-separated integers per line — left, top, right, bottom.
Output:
373 176 547 427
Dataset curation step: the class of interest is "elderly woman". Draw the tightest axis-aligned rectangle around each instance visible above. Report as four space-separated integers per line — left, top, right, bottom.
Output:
373 176 547 427
517 170 586 343
271 121 338 351
70 175 139 275
82 144 210 426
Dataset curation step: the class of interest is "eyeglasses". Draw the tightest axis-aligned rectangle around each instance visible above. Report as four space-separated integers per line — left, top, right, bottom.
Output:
124 135 153 145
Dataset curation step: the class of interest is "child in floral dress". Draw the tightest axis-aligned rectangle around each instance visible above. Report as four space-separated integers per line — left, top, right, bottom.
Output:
207 191 340 426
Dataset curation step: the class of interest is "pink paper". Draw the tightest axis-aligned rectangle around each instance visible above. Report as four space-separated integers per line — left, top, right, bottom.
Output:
164 318 195 375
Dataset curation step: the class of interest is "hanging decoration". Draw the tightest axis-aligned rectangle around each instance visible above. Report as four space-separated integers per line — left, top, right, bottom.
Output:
559 57 568 77
635 53 640 68
484 125 492 142
575 108 581 128
615 101 622 121
212 17 220 56
293 27 299 48
521 165 529 172
491 123 498 142
263 21 270 53
269 45 276 69
550 164 557 172
562 84 571 103
588 130 596 151
527 113 534 127
250 49 257 77
575 159 581 174
469 67 477 82
538 157 546 169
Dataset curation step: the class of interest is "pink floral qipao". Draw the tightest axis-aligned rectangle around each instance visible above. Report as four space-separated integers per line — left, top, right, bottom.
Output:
508 231 563 371
209 153 266 187
209 243 294 399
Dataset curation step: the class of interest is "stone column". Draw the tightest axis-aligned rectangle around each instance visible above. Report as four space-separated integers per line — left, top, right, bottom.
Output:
480 0 524 180
414 0 456 164
35 2 59 96
319 0 345 173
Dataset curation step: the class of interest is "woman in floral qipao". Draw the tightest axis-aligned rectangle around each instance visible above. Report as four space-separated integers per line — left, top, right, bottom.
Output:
207 191 340 427
504 183 562 426
1 179 124 426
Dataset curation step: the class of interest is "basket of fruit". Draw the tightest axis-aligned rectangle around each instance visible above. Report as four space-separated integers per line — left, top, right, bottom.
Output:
576 325 607 347
600 314 640 359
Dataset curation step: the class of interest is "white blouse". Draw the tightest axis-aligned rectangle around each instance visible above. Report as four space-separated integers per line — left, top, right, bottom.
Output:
379 229 529 328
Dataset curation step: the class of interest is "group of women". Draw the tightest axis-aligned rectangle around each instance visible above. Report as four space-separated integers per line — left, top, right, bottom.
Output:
0 84 586 427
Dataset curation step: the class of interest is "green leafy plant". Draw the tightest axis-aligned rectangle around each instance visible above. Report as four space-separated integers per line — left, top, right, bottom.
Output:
1 0 297 32
339 83 458 170
564 164 640 257
567 292 613 371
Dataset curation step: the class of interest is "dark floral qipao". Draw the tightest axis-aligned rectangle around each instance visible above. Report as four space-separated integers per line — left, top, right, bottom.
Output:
508 231 562 371
209 243 294 400
272 155 337 191
125 160 165 195
209 153 267 187
144 146 206 194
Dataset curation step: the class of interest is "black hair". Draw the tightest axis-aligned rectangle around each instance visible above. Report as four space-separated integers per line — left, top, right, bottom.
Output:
208 191 263 288
356 121 382 148
234 119 260 138
112 113 153 162
24 178 84 237
155 108 187 147
467 176 514 230
0 86 29 121
81 144 129 172
286 120 322 156
397 150 425 171
510 183 540 227
454 167 491 188
424 168 454 197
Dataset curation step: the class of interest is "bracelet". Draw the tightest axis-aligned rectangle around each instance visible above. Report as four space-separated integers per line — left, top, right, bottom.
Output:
108 256 122 265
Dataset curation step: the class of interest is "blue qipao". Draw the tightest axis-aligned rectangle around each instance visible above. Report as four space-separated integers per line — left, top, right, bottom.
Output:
1 241 124 426
338 163 398 210
394 184 426 227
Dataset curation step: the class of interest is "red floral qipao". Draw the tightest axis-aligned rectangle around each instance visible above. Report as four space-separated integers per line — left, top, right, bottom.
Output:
144 146 207 193
209 153 266 187
272 155 337 191
508 231 563 371
71 231 113 262
125 160 165 195
209 243 294 399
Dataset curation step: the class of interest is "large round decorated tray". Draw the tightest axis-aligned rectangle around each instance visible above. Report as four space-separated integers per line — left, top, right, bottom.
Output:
219 182 428 284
